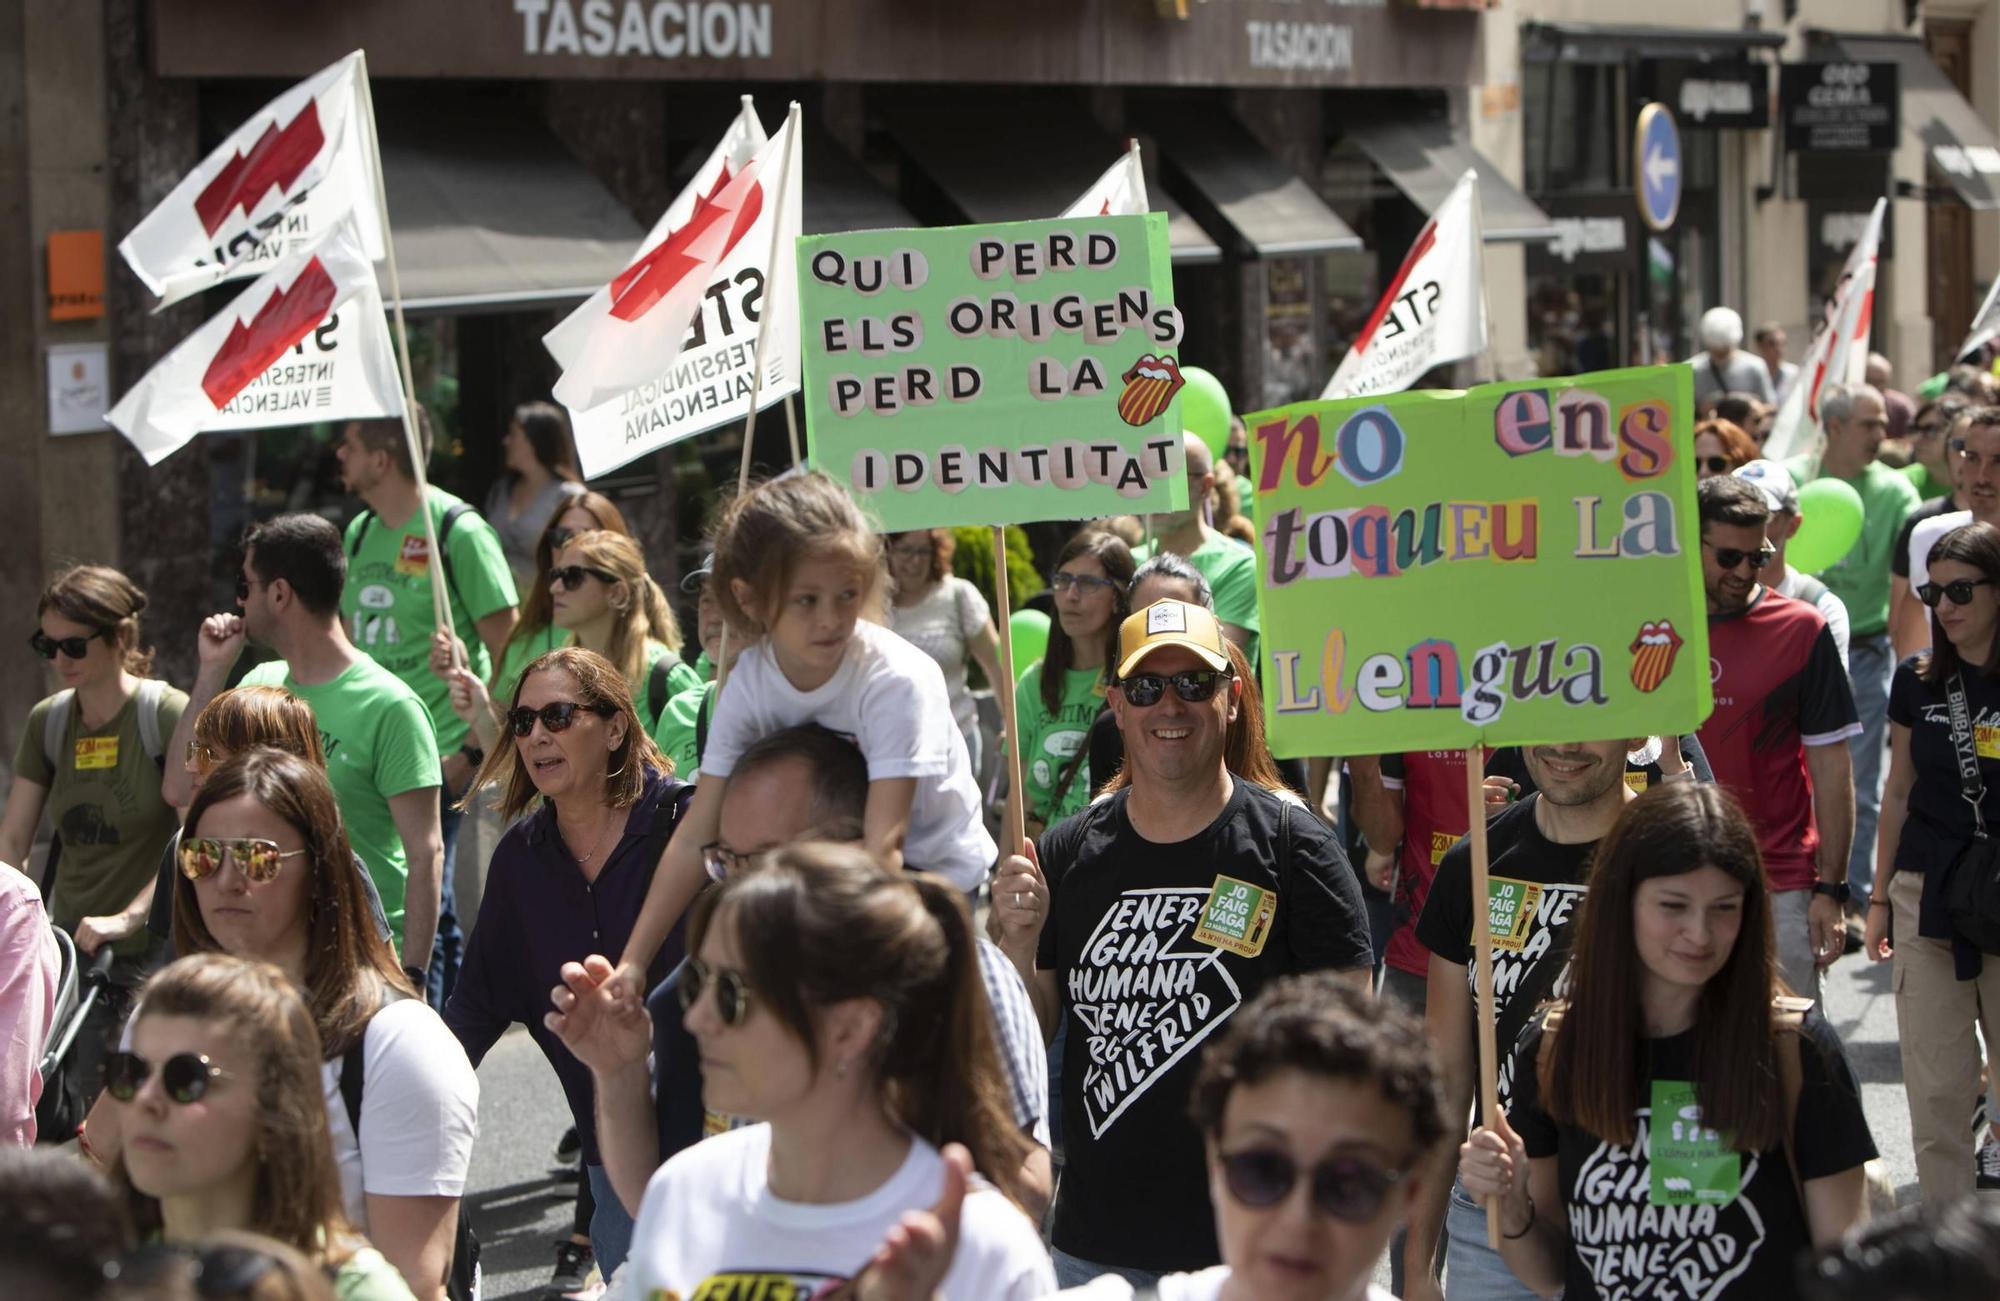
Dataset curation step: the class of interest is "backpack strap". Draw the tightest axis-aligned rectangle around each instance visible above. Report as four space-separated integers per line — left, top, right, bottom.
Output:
345 509 376 560
694 683 714 767
42 690 75 772
1773 996 1811 1216
647 655 672 724
338 982 415 1137
134 679 166 765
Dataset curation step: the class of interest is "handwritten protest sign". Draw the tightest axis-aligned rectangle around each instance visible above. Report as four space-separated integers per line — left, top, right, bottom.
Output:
1249 365 1710 756
798 213 1189 531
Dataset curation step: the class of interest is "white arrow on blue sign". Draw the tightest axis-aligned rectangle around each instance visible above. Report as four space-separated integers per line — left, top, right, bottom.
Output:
1635 103 1681 233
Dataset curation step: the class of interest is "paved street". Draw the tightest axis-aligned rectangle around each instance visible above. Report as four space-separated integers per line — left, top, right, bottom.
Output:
460 942 1920 1301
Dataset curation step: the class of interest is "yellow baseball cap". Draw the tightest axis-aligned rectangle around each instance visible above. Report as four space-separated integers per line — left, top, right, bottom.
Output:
1116 599 1231 679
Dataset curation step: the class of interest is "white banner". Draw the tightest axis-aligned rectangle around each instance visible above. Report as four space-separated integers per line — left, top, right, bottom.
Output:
1764 198 1884 463
107 220 401 465
1063 144 1150 218
1960 273 2000 364
1324 169 1486 398
119 51 385 309
552 102 800 473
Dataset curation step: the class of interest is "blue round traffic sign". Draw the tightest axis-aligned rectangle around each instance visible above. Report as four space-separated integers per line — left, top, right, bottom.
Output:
1635 103 1682 232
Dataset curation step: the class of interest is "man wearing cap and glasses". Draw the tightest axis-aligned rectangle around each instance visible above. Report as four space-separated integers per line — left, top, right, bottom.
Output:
1694 475 1859 1002
991 598 1371 1289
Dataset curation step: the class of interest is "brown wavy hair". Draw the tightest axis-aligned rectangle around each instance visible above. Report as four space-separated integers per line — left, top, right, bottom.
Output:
886 528 956 587
174 750 413 1058
191 687 327 766
1539 781 1787 1151
1041 528 1134 716
471 646 670 819
688 842 1035 1212
110 954 363 1270
1919 520 2000 687
556 529 684 692
505 489 633 670
710 472 887 638
39 564 154 676
1692 418 1758 473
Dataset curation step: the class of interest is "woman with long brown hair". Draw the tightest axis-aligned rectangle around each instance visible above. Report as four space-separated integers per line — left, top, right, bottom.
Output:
1460 782 1873 1299
622 841 1053 1298
1016 529 1133 835
484 400 585 592
104 953 416 1298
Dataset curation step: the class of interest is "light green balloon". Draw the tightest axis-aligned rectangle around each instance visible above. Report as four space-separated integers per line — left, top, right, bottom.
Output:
1180 366 1233 461
1009 609 1050 671
1789 478 1866 575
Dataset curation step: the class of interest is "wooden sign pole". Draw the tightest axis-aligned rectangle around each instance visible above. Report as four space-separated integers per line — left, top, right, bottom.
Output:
1465 745 1503 1248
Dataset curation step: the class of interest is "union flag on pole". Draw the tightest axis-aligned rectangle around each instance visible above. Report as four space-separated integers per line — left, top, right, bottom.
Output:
548 100 800 429
1764 198 1884 463
1063 143 1150 218
119 51 384 309
1324 169 1487 398
107 219 401 465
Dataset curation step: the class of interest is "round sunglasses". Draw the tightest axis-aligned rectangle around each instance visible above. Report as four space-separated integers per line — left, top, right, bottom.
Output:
29 629 102 660
178 836 307 885
678 956 754 1027
1219 1147 1407 1223
1120 668 1232 708
550 564 619 592
1917 577 1994 608
507 700 617 738
102 1050 231 1105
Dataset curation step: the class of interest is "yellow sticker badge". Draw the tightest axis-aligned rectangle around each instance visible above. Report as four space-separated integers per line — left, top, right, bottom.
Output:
1978 724 2000 761
1428 830 1457 865
395 534 432 577
1486 876 1544 953
74 736 119 770
1193 874 1277 958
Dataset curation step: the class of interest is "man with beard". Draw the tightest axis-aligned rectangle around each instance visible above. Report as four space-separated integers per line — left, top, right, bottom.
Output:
1401 736 1663 1301
1696 475 1858 999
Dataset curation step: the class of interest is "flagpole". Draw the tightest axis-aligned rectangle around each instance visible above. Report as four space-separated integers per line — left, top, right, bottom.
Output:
354 51 459 658
784 392 802 468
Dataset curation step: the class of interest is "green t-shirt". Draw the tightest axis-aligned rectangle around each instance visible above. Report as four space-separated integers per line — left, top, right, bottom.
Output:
651 680 716 781
1789 457 1921 636
13 684 187 957
1902 461 1952 504
333 1245 419 1301
342 488 518 756
491 622 569 707
1015 661 1107 825
239 659 440 943
1134 532 1260 663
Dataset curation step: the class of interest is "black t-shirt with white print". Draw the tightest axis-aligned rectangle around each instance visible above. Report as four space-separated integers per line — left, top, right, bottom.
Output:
1510 1009 1876 1301
1414 793 1596 1124
1036 780 1371 1272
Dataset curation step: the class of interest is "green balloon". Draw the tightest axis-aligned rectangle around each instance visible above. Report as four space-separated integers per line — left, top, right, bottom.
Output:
1788 478 1866 575
1180 366 1233 461
1009 609 1050 671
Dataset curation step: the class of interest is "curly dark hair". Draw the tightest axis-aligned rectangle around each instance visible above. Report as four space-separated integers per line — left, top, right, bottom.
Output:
0 1146 133 1296
1189 974 1447 1155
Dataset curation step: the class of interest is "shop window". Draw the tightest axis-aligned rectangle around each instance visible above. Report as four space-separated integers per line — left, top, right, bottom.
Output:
1525 62 1620 193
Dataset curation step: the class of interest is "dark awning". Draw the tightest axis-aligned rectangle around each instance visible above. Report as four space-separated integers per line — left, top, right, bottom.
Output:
1522 21 1787 64
1141 109 1362 257
802 127 920 234
1815 32 2000 210
889 103 1221 264
1343 118 1558 243
379 105 647 313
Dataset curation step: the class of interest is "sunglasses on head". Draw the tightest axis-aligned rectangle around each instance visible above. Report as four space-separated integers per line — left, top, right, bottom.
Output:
1700 456 1731 474
178 836 306 885
1050 570 1118 594
507 699 616 737
29 629 99 660
551 564 618 592
1918 578 1994 608
1703 541 1775 571
546 526 580 553
112 1242 281 1297
678 956 753 1027
102 1050 231 1105
1219 1147 1408 1223
1121 668 1231 707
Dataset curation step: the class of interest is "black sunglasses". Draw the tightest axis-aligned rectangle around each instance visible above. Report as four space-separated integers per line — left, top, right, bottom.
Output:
507 700 616 737
29 629 99 660
1220 1147 1407 1223
551 564 619 592
108 1243 280 1296
1699 456 1731 474
1702 541 1775 571
102 1051 230 1105
678 956 753 1027
1121 668 1231 708
1918 578 1994 608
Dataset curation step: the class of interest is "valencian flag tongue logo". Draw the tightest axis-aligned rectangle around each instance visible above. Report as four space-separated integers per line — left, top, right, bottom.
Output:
193 105 326 237
1628 620 1685 694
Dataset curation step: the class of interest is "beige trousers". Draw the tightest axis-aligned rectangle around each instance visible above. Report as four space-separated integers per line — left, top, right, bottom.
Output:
1890 869 2000 1204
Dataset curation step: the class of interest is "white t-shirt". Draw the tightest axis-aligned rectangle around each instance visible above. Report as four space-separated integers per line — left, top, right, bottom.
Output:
705 619 997 891
886 576 992 736
624 1124 1054 1300
320 998 480 1224
1908 508 1973 591
1061 1268 1395 1300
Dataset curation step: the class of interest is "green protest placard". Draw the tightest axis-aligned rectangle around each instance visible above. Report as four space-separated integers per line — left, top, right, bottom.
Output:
1248 365 1711 756
797 213 1190 531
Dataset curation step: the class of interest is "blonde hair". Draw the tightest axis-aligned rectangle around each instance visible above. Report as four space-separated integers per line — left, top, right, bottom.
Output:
559 529 682 693
711 472 886 637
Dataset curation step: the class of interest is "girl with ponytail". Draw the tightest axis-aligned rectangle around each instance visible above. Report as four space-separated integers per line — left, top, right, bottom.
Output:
545 530 695 729
621 841 1053 1298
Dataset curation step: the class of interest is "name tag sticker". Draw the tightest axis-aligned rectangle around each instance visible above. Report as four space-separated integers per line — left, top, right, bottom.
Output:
1486 876 1543 952
1649 1079 1741 1205
395 535 431 577
1193 874 1277 958
1978 724 2000 760
74 736 119 770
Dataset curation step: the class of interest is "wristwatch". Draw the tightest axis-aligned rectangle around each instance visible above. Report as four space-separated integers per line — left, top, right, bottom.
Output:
1811 881 1852 904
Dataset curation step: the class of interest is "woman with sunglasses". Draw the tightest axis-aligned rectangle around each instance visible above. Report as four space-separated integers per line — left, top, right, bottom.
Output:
549 530 692 728
1016 529 1133 836
621 839 1051 1298
1692 417 1758 481
483 400 585 593
445 646 682 1283
1870 520 2000 1203
0 564 186 1102
167 749 477 1301
1460 782 1873 1299
885 529 1003 784
103 952 417 1299
853 975 1439 1301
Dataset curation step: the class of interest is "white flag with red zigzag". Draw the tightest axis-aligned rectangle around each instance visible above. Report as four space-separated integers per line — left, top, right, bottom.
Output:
119 51 384 310
1063 144 1151 218
1765 198 1884 463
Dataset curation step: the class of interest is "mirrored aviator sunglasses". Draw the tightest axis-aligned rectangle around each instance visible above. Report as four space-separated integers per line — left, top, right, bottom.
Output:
1120 668 1230 708
177 836 306 884
1220 1147 1405 1223
101 1050 230 1105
